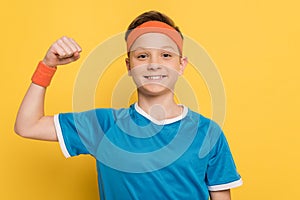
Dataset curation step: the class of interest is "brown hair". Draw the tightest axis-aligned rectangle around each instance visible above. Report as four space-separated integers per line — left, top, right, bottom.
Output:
125 10 183 41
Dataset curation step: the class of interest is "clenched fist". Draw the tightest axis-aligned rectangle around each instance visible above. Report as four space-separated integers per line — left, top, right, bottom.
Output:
43 36 82 67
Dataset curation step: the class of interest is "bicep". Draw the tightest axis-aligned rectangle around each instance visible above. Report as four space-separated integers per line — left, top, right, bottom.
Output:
35 116 58 141
16 115 58 141
209 189 231 200
14 83 58 141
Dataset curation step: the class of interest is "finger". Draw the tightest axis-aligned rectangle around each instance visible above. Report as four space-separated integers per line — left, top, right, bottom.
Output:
61 36 80 53
57 53 80 65
69 37 82 52
57 38 74 58
51 43 68 58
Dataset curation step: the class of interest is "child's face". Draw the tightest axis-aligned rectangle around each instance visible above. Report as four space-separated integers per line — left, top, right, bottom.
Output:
126 33 187 96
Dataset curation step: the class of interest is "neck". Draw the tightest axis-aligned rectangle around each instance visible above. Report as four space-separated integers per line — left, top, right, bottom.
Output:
137 91 183 121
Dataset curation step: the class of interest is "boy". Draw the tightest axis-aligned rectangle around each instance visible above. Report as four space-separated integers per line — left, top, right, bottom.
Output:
15 11 242 199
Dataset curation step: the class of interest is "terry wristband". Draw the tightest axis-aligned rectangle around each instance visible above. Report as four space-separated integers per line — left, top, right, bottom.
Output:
31 61 57 87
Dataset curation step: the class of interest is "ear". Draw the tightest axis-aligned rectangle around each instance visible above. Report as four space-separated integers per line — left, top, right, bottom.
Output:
178 56 188 75
125 57 132 76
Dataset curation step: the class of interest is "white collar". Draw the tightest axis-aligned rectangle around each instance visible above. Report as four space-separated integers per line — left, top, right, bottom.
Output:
134 103 188 125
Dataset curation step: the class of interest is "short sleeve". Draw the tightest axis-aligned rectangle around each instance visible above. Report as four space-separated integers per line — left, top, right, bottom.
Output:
55 107 114 158
54 113 89 157
205 126 243 191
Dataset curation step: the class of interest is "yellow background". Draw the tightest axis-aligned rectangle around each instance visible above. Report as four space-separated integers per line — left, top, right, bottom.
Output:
1 0 300 199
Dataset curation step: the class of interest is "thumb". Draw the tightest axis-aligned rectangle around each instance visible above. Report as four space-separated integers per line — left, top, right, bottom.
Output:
57 52 81 65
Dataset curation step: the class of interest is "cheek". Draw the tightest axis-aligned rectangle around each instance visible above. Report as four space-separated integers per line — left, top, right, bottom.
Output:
130 65 145 77
129 58 145 69
164 60 181 72
168 70 180 81
129 69 146 88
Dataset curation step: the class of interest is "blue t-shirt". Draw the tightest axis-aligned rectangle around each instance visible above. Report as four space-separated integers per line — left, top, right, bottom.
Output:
54 103 242 199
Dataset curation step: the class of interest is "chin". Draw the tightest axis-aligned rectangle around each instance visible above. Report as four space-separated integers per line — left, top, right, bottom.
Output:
138 84 174 96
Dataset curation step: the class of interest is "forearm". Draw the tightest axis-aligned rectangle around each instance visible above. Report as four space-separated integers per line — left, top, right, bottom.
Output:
209 189 231 200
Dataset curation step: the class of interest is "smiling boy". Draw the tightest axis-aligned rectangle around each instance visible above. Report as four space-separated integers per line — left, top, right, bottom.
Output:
15 11 242 200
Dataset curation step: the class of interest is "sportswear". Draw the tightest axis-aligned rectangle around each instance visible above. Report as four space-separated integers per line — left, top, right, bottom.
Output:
54 103 242 199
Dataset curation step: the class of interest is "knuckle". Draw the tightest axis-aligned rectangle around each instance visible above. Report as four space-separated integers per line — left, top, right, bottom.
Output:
57 39 63 45
50 44 59 52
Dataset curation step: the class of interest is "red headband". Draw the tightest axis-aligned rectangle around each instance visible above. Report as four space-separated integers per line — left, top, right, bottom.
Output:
126 21 183 54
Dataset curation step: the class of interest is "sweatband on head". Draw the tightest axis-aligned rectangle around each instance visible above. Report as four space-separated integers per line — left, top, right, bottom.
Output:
31 61 57 87
126 21 183 54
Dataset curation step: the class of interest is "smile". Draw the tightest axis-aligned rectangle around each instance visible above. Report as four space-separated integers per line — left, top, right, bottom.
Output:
144 75 167 80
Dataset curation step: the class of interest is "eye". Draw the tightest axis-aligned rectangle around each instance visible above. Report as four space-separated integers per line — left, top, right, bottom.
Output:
137 53 148 59
162 53 172 58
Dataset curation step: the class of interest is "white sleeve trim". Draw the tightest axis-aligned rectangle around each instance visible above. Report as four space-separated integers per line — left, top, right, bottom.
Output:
54 114 71 158
208 179 243 191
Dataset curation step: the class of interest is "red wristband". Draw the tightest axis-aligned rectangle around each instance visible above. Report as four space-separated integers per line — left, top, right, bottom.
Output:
31 61 57 87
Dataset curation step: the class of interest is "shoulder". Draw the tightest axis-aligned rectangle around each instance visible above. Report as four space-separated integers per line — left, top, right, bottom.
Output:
58 106 132 124
186 108 221 131
185 108 225 146
77 106 131 116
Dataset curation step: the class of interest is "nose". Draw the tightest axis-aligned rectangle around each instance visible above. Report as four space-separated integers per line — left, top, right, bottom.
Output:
147 63 161 71
147 53 161 70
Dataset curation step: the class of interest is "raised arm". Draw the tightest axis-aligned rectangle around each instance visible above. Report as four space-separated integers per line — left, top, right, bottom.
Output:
14 36 82 141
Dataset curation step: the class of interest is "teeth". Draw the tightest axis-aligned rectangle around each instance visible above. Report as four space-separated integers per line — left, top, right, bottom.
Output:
149 76 161 80
145 75 166 80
